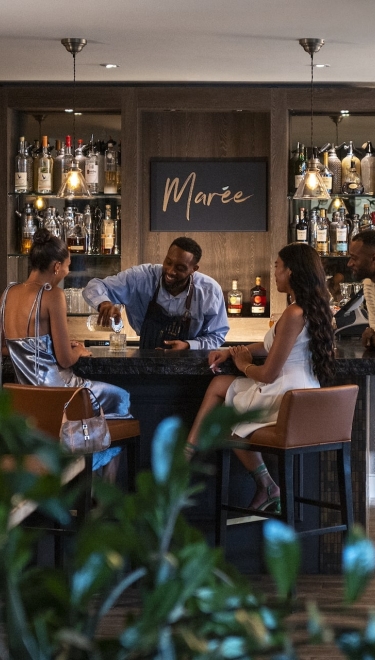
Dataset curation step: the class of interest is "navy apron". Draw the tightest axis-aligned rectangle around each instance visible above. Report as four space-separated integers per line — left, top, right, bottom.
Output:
139 279 194 349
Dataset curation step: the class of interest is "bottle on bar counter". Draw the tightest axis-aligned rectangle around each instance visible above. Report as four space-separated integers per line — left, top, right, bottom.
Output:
250 277 267 317
15 136 33 193
227 279 243 317
37 135 53 194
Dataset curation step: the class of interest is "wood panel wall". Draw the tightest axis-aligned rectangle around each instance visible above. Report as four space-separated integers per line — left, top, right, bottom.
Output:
139 110 271 303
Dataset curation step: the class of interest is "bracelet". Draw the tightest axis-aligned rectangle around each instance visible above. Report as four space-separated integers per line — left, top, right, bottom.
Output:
244 364 253 378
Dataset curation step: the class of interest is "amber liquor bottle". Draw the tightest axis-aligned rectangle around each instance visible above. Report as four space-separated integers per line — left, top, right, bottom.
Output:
250 277 267 317
227 280 243 317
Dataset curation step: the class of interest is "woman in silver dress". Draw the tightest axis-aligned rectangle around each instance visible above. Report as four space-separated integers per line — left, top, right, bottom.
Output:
0 228 132 483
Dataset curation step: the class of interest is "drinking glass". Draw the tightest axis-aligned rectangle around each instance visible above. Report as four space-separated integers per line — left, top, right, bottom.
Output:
109 332 127 352
269 312 282 328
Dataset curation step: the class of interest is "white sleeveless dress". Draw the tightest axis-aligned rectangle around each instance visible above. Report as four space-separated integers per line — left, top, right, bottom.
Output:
225 322 320 438
1 283 132 470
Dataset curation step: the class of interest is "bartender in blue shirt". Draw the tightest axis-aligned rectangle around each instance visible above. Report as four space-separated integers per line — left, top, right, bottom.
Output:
82 237 229 350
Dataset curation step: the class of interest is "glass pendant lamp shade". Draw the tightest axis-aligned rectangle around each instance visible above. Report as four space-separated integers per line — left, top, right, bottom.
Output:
328 196 348 213
294 162 331 200
294 38 330 201
57 161 91 198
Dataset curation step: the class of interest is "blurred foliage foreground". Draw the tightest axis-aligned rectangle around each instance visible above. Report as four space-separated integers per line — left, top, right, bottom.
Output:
0 390 374 660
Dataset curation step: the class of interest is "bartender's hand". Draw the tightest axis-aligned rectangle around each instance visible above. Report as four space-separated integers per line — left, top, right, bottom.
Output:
362 327 375 349
97 302 122 328
163 340 190 350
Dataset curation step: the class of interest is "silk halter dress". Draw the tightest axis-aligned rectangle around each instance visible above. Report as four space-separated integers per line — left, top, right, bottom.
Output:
0 283 132 470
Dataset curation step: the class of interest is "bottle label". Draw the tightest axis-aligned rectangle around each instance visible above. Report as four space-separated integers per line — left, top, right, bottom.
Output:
85 163 99 183
322 175 332 191
336 242 348 253
317 229 327 242
349 183 359 190
15 172 28 191
38 171 52 191
251 305 265 314
336 228 347 242
296 229 307 241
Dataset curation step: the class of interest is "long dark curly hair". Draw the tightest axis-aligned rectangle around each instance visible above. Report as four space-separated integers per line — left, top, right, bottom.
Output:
278 242 335 386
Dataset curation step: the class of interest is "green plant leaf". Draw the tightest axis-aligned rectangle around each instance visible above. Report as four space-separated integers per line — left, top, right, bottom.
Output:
263 520 300 599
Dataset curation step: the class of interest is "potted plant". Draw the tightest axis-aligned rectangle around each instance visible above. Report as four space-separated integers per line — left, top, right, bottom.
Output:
0 391 374 660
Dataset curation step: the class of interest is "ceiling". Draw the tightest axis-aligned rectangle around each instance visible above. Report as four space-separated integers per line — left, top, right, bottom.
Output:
2 0 375 85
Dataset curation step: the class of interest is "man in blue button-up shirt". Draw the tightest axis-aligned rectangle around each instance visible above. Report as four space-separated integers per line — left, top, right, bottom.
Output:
82 237 229 350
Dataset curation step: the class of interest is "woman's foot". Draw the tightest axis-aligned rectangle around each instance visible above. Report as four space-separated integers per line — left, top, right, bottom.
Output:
248 483 281 513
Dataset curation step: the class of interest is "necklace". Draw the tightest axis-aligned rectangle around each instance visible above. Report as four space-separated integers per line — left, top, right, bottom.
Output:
23 281 52 290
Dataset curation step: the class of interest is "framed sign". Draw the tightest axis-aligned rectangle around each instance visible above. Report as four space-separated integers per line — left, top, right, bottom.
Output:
150 158 267 232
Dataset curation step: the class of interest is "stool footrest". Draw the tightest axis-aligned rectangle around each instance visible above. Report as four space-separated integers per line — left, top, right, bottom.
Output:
297 524 348 538
295 496 342 511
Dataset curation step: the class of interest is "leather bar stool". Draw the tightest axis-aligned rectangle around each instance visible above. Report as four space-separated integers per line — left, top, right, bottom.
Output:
215 384 359 549
3 383 141 524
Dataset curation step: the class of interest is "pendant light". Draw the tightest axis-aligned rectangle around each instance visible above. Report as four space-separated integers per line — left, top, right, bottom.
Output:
57 38 91 199
294 38 330 200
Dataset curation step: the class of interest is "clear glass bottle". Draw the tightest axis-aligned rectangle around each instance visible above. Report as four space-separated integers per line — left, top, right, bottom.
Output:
350 214 360 240
328 144 342 194
37 135 53 194
53 139 65 193
296 207 308 243
67 213 86 253
227 280 243 317
84 136 99 194
321 151 333 194
316 208 329 256
31 139 41 194
43 207 60 238
329 211 340 255
15 136 33 193
335 207 349 256
342 141 361 183
342 159 364 195
75 138 86 170
250 277 267 317
101 204 115 254
63 135 73 175
359 204 374 231
104 141 118 194
361 141 375 195
308 208 318 248
113 205 121 255
83 204 95 254
19 203 37 254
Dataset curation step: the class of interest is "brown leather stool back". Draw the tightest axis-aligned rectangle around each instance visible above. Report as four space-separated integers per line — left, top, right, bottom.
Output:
251 385 359 449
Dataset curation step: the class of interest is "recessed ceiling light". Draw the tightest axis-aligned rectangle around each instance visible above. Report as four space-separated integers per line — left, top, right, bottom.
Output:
74 112 82 116
65 108 74 113
313 63 330 68
100 63 119 69
341 110 350 115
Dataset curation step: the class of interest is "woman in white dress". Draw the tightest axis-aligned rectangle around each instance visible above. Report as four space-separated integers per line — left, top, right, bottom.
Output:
186 243 335 512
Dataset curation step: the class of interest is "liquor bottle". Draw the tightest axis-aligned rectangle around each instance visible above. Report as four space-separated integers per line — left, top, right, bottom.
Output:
19 203 37 254
95 140 105 193
316 208 329 256
84 136 99 194
250 277 267 317
329 211 339 255
37 135 53 194
308 208 318 248
75 139 86 170
359 204 374 231
104 140 118 194
341 141 361 182
101 204 115 254
288 142 300 193
350 214 360 240
63 135 73 174
328 144 342 194
43 207 60 238
14 136 33 193
113 205 121 255
294 143 307 191
67 212 86 253
296 207 308 243
321 151 333 194
342 159 364 195
83 204 95 254
53 139 65 193
31 139 41 193
289 214 298 243
335 207 349 256
227 280 243 317
361 141 375 195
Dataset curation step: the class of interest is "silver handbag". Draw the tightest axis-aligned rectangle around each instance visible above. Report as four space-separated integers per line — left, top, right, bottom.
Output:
59 387 111 454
